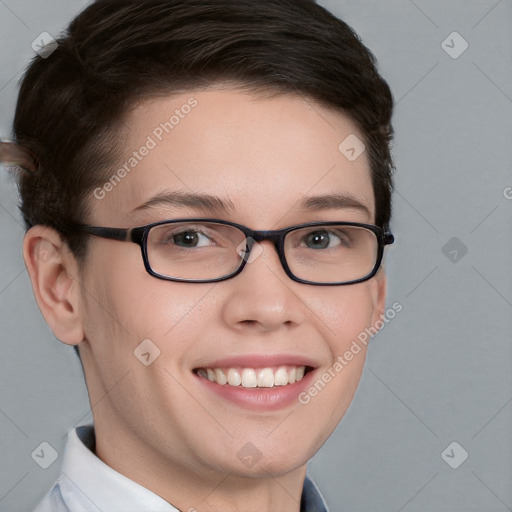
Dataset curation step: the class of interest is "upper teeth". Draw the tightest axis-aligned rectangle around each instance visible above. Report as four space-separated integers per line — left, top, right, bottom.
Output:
197 366 306 388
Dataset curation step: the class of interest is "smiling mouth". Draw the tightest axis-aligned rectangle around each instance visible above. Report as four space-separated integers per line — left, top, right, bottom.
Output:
194 366 312 388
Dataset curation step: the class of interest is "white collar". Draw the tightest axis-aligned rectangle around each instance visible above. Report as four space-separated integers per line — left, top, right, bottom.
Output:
59 425 178 512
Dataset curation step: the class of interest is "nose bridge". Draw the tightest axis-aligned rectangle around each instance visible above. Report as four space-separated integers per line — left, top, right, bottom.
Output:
251 229 282 244
248 229 285 265
221 229 306 331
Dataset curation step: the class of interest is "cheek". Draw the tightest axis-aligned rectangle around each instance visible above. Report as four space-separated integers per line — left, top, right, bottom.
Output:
83 271 223 395
284 286 378 463
308 282 378 353
84 239 201 338
304 284 377 412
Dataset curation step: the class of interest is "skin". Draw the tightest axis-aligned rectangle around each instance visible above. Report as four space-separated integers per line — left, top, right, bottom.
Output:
24 88 388 512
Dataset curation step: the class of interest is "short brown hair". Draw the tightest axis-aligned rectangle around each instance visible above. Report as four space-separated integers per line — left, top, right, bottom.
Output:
13 0 394 261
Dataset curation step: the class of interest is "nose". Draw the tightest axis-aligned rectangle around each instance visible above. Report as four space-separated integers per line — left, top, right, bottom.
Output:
220 240 306 333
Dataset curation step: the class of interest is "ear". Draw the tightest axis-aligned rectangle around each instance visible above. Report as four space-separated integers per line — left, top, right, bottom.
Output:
369 267 387 329
23 225 84 346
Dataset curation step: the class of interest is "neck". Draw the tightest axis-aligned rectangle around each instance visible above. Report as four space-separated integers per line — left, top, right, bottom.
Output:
93 414 308 512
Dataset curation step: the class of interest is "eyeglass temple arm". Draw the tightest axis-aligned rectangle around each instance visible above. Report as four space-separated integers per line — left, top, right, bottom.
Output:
74 225 132 242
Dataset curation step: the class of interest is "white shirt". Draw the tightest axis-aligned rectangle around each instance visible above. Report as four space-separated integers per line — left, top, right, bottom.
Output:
33 425 329 512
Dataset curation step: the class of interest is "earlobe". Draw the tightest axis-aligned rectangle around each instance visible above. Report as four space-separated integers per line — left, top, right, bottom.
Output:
23 226 84 346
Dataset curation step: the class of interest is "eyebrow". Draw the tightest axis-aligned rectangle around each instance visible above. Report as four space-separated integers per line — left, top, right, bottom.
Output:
131 191 371 218
298 193 371 217
131 191 235 216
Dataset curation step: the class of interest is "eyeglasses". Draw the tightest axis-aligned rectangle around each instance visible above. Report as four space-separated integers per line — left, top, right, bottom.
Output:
72 219 394 286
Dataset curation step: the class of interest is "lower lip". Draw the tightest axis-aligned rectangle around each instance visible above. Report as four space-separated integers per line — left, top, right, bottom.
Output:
195 370 316 411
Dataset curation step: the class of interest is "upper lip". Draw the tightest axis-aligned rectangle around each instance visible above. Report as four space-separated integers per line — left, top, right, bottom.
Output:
194 354 319 370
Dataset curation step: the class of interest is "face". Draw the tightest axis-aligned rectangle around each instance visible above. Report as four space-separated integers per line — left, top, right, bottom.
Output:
75 88 387 490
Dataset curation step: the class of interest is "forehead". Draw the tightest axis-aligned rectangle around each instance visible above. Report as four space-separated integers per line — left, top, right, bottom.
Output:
90 88 375 226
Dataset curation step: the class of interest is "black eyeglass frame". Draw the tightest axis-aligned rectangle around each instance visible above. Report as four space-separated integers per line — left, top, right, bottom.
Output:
72 219 394 286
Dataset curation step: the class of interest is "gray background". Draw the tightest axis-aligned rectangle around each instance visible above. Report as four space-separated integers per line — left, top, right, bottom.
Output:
1 0 511 511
